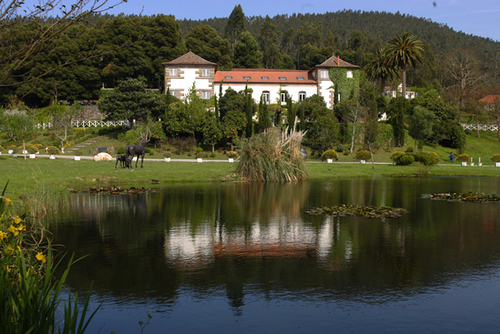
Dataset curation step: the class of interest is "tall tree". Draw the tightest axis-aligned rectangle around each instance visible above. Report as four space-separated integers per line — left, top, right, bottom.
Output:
387 32 424 98
258 16 281 69
233 31 263 68
365 47 398 96
225 5 245 49
257 94 272 133
186 24 232 68
408 106 435 151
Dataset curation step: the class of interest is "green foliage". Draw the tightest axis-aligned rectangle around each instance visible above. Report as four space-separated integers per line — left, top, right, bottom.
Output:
233 31 264 68
414 152 440 166
329 67 360 101
398 153 415 165
388 97 411 147
321 150 339 161
457 154 470 162
304 95 338 152
257 94 272 133
226 151 239 159
355 150 371 160
47 146 60 155
186 24 232 67
491 154 500 162
390 151 405 163
406 147 414 153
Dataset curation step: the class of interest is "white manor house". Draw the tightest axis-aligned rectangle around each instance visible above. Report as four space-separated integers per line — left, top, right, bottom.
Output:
163 51 360 109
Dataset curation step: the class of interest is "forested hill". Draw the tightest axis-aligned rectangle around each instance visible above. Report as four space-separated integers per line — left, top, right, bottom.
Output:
179 9 499 58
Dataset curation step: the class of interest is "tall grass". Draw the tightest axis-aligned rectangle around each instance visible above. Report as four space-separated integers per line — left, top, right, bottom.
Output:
237 127 308 182
0 183 99 333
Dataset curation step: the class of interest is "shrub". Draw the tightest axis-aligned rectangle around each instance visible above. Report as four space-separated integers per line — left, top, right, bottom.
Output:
406 147 414 153
343 150 349 156
398 153 415 165
195 152 204 159
47 146 60 155
0 145 3 151
414 152 440 166
457 154 470 162
226 151 238 159
491 154 500 163
164 152 172 158
355 150 371 160
196 147 203 153
117 147 126 154
321 150 338 161
390 151 405 163
74 150 83 156
210 152 216 158
336 144 344 153
145 148 151 154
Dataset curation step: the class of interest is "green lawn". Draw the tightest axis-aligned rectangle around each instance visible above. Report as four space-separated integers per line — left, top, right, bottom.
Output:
2 155 499 200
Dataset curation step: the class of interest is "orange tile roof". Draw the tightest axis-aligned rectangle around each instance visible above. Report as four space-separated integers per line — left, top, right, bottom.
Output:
215 68 317 84
163 51 216 66
479 95 500 104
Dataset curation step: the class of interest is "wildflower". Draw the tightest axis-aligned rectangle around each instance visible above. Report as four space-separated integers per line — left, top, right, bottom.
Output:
5 265 11 273
0 231 6 241
17 224 26 232
8 225 19 236
36 252 47 263
5 245 14 255
4 198 12 205
12 216 21 225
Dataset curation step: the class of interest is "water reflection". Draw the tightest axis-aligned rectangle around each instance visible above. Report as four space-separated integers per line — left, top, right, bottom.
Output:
50 178 500 332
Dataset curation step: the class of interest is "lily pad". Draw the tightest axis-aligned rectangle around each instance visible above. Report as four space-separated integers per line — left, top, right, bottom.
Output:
68 186 163 195
306 204 408 219
424 192 500 203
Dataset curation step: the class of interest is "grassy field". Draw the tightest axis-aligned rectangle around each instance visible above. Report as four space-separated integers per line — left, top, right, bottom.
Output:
2 154 499 200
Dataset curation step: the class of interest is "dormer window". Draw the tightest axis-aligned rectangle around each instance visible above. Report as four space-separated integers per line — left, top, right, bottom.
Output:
225 76 233 79
261 76 269 80
297 77 304 80
279 77 287 80
243 76 251 80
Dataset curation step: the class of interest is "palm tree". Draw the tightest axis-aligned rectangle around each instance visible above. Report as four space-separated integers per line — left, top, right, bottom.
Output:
364 47 397 96
387 32 424 98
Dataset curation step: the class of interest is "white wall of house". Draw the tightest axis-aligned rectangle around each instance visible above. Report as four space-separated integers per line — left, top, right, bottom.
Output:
165 65 215 100
215 83 318 105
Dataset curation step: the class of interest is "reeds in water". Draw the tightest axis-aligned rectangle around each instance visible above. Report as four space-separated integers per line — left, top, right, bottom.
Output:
237 126 308 182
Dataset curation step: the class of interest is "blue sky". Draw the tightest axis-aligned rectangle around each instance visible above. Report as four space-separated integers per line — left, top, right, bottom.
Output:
104 0 500 42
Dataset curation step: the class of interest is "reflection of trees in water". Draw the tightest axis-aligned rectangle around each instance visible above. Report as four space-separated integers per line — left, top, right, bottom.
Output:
50 179 500 309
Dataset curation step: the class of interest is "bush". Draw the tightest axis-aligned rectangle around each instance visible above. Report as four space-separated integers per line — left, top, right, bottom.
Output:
195 152 204 159
405 147 414 153
226 151 238 159
210 152 216 158
398 153 415 165
457 154 470 162
196 147 203 153
47 146 60 155
164 152 172 158
117 147 125 154
414 152 440 166
0 145 3 151
355 150 371 160
74 150 83 156
336 144 344 153
321 150 338 161
491 154 500 163
390 151 405 163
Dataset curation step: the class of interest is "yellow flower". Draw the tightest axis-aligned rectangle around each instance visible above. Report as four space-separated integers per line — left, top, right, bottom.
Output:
3 198 12 205
36 252 47 263
8 225 19 236
5 245 14 255
12 216 22 225
5 265 11 273
0 231 6 241
17 224 26 232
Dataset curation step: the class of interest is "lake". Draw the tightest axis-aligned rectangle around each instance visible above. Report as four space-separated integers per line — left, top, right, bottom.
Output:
49 177 500 333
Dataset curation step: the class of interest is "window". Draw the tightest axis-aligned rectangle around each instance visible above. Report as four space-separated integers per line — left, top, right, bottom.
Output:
201 68 211 77
281 92 287 104
169 68 178 77
261 76 269 80
347 70 353 78
320 70 329 79
297 77 305 80
262 91 270 104
243 76 251 80
338 93 341 103
299 91 306 101
279 77 287 80
202 91 211 100
225 76 233 79
171 90 179 98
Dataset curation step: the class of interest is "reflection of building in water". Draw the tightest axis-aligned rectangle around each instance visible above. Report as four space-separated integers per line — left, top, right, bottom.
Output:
164 217 340 271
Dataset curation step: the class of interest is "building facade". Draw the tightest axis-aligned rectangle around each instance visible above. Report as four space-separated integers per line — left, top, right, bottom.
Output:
163 51 359 109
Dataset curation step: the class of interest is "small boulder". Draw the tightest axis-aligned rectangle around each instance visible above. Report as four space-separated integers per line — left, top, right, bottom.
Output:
94 152 112 161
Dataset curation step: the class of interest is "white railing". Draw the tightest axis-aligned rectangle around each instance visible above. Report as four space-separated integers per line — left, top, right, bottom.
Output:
34 120 129 129
461 123 499 131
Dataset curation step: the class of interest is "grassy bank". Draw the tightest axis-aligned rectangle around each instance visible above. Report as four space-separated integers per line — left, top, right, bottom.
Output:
2 155 499 200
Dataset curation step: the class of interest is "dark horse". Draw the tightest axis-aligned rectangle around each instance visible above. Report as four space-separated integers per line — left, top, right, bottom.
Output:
125 138 147 168
115 154 128 168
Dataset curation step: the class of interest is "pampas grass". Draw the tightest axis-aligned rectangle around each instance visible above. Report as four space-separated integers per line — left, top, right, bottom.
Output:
237 125 308 182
